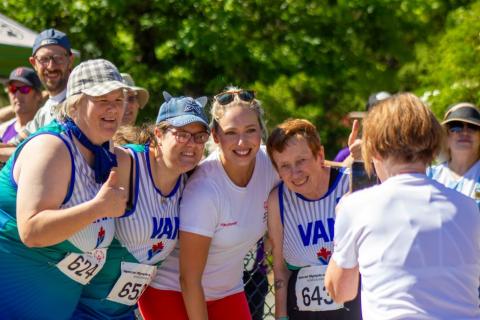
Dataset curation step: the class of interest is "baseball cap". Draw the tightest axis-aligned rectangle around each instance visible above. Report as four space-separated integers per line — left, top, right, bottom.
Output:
8 67 42 91
67 59 127 98
121 73 150 109
32 28 71 55
366 91 391 111
156 91 209 131
442 102 480 127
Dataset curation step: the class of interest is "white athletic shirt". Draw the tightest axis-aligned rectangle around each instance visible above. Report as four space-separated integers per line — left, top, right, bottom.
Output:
332 173 480 320
427 160 480 208
53 130 114 252
152 146 279 300
115 145 185 264
281 168 349 268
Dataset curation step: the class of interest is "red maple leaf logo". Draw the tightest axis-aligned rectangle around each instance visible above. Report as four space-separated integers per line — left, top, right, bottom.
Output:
152 242 164 252
98 227 105 238
317 247 331 261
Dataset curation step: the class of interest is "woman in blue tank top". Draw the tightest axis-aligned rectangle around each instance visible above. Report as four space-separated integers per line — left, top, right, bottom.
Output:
0 59 129 319
73 91 210 320
266 119 362 320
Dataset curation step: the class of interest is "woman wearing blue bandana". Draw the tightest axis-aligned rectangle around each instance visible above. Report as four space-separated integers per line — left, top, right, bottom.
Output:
73 91 210 320
0 59 130 319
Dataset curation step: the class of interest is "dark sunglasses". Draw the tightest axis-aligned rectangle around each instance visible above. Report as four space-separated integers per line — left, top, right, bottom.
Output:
447 121 480 133
167 129 209 144
8 84 33 94
214 90 255 105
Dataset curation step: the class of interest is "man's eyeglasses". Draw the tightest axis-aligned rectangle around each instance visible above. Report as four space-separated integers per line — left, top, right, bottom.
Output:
34 54 68 66
447 121 480 133
167 129 209 144
214 90 255 105
7 84 33 95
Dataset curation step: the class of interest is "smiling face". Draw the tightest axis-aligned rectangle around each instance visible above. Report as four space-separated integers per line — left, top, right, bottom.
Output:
272 136 325 195
72 89 126 144
156 122 208 174
29 45 73 96
212 105 262 170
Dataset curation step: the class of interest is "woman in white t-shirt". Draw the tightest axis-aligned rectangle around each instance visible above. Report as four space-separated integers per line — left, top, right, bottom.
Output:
139 88 279 320
325 93 480 320
427 102 480 207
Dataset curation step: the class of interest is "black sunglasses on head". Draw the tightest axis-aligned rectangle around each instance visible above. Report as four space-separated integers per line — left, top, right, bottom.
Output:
214 90 255 105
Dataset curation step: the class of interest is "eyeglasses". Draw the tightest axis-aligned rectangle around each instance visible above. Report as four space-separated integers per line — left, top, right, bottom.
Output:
167 128 209 144
447 121 479 133
127 95 138 104
7 84 33 94
34 54 68 66
214 90 255 105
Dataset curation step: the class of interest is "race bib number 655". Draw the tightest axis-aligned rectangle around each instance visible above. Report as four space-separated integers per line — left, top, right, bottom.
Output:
295 265 343 312
56 248 107 285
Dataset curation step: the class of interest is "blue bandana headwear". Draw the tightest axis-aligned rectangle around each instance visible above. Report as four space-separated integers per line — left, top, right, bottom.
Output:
63 118 117 183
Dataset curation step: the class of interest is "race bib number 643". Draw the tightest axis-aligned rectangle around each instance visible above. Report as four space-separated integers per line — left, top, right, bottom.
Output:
56 248 107 285
295 265 343 312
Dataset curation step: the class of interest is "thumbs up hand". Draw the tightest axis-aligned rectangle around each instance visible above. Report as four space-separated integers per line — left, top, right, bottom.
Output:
93 170 128 218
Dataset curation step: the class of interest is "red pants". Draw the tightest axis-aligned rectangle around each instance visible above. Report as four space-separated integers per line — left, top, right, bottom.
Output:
138 287 252 320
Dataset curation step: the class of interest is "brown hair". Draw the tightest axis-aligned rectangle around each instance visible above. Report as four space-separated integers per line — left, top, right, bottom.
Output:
112 122 170 146
362 92 444 174
266 118 322 170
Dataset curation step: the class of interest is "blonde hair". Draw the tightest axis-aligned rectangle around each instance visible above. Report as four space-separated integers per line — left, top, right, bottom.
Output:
267 118 322 170
211 87 267 140
55 93 86 121
362 92 444 174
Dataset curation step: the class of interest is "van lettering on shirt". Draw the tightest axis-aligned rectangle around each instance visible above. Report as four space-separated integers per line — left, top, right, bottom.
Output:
150 217 179 240
298 218 335 246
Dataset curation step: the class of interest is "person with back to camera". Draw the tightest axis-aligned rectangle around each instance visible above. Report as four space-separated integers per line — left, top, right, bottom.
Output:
73 91 210 319
325 93 480 319
0 59 130 319
138 87 279 320
427 102 480 207
266 118 362 320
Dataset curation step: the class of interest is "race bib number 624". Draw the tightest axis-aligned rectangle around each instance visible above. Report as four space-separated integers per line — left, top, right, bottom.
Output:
56 248 107 285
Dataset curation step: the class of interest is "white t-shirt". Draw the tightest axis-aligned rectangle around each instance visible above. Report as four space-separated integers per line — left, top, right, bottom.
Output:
152 147 279 300
427 160 480 208
332 173 480 320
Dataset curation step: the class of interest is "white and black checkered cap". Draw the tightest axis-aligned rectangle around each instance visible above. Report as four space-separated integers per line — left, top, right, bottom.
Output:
67 59 127 98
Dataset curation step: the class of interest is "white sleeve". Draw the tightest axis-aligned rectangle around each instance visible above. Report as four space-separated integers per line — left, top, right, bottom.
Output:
331 197 360 269
179 178 219 238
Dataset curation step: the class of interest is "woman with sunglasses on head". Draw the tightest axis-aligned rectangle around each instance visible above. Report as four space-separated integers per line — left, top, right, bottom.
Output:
139 88 279 320
427 102 480 207
325 93 480 319
265 118 361 320
0 59 130 319
74 92 210 319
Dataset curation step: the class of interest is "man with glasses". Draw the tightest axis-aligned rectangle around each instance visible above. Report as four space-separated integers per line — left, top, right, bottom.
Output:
0 67 43 144
0 28 74 161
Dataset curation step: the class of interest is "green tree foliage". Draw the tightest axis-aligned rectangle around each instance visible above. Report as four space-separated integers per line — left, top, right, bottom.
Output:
400 0 480 117
0 0 473 156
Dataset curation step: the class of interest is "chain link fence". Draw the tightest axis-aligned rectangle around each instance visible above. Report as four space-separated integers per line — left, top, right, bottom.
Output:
243 238 275 319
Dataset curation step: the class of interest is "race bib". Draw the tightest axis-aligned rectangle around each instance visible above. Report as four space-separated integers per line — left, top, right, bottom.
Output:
56 248 107 285
295 265 343 312
106 262 157 305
